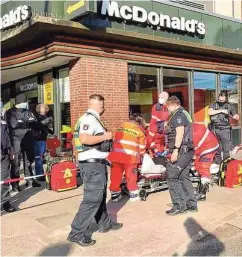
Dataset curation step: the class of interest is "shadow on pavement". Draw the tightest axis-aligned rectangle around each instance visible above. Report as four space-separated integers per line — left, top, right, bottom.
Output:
10 181 45 210
106 195 129 223
38 243 72 256
181 217 225 256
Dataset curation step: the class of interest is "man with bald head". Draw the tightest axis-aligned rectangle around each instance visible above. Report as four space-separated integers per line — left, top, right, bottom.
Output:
147 91 169 157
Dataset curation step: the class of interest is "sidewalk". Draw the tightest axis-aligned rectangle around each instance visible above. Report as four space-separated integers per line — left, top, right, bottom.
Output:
1 183 242 256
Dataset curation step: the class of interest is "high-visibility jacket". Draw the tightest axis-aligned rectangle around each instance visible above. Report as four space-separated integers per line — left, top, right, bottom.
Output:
108 121 147 164
147 103 169 153
193 123 219 156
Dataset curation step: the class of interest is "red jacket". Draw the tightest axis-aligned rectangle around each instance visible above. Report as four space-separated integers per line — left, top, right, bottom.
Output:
193 123 219 156
147 103 169 153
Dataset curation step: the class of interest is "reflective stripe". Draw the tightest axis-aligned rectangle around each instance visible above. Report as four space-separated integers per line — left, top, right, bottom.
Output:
113 148 138 156
200 144 220 157
195 129 210 150
149 131 155 137
139 144 146 149
115 139 138 147
151 115 161 121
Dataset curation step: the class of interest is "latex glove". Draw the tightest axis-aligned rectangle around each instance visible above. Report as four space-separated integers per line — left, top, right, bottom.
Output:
161 150 169 157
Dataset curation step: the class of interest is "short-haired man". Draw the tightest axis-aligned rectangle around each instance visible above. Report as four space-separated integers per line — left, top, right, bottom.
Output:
208 90 239 163
68 94 122 247
165 96 197 215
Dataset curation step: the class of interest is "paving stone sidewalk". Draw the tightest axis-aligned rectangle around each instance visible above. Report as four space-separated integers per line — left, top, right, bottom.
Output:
1 183 242 256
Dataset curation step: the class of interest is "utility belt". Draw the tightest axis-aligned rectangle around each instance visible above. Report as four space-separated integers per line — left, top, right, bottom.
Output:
210 125 231 131
79 158 110 166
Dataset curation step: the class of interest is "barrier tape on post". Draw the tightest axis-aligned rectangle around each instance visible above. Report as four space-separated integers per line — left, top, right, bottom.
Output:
0 168 79 185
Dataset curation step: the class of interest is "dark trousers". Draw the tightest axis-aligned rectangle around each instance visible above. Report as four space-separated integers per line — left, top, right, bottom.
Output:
69 162 112 240
213 128 231 164
166 151 197 211
1 154 11 205
11 134 35 186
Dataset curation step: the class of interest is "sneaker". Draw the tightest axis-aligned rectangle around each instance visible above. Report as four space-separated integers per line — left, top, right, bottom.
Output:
129 193 140 202
99 223 123 233
165 208 187 215
187 206 198 212
67 236 96 247
111 192 122 202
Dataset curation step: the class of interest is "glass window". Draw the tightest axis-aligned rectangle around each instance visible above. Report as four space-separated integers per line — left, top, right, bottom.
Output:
193 72 216 125
128 65 158 123
163 68 190 112
220 74 241 145
59 68 71 152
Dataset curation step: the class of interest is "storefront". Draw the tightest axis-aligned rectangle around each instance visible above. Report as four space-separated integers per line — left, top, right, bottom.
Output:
1 0 242 148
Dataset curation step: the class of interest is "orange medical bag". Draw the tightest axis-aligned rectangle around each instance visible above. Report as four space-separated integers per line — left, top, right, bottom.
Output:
225 160 242 188
46 161 77 192
219 145 242 188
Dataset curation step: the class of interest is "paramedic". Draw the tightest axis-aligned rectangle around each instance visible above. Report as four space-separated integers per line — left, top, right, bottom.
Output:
208 90 239 163
165 96 197 215
193 123 220 201
109 113 147 202
147 91 169 157
68 94 122 247
5 94 41 191
1 104 16 213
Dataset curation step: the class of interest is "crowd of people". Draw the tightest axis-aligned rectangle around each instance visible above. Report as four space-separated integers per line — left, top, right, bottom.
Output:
1 90 239 247
1 94 54 212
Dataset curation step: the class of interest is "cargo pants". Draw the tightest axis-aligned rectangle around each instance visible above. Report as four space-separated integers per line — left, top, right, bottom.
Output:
69 162 112 240
166 151 197 211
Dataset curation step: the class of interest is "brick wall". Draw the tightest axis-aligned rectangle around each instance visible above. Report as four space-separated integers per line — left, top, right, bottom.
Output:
69 57 129 132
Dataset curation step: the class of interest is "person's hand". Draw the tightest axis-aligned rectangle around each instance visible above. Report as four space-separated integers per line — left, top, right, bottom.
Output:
103 132 112 140
9 150 14 160
171 150 178 163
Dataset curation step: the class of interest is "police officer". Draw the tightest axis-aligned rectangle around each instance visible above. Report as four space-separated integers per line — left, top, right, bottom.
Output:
1 103 16 213
165 96 197 215
208 91 239 164
5 94 41 192
68 94 122 247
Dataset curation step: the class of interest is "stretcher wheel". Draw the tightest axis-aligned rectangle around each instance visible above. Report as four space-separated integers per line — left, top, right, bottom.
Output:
139 189 147 201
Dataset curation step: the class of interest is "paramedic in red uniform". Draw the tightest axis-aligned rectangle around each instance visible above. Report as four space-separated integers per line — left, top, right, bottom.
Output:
147 91 169 157
193 123 220 201
109 113 147 202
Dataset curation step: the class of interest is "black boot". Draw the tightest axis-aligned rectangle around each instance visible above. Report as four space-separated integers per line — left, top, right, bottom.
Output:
12 182 21 192
195 182 209 201
2 202 16 213
26 179 41 188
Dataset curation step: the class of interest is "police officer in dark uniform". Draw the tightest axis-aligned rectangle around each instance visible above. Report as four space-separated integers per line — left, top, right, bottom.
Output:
5 94 41 192
68 94 122 247
208 91 239 164
165 96 197 215
1 105 16 213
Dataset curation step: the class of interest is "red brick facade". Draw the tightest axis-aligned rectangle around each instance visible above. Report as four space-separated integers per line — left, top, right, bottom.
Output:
69 57 129 132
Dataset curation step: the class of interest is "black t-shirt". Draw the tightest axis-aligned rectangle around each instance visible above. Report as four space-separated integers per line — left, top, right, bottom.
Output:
167 107 193 149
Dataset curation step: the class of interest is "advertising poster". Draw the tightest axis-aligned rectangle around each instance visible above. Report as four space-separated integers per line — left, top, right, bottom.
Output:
43 74 53 105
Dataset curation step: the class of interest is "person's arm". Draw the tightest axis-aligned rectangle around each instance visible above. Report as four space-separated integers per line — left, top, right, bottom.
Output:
174 126 185 149
208 107 228 116
229 104 240 121
138 131 147 156
79 115 112 145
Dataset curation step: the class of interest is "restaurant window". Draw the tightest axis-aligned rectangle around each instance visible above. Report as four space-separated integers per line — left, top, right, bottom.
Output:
128 65 159 123
193 72 216 125
58 68 71 152
220 74 241 145
163 68 190 112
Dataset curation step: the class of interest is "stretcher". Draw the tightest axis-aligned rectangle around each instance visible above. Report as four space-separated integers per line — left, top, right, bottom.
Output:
43 137 78 192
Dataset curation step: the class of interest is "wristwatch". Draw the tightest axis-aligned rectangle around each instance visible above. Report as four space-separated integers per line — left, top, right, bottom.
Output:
173 146 180 151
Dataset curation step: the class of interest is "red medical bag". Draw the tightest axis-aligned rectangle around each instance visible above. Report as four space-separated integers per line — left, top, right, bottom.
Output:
225 160 242 188
46 161 77 192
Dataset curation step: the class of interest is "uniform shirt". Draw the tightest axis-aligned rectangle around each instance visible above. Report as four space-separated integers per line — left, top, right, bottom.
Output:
166 107 193 150
209 102 237 116
78 109 109 161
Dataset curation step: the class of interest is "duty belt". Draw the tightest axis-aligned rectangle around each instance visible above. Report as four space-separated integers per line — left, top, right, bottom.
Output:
79 158 110 166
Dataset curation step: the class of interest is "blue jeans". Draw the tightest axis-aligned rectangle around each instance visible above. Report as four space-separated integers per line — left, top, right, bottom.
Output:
34 141 46 175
